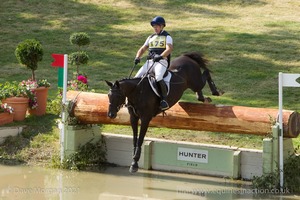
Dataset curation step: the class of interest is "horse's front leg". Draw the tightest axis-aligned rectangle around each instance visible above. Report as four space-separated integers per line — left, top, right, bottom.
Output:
128 109 140 173
129 117 151 173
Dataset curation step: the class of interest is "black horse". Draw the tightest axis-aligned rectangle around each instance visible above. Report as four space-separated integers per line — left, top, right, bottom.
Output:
105 52 222 173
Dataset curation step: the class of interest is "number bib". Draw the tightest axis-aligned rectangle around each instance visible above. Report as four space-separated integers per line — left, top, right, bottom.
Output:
149 35 166 50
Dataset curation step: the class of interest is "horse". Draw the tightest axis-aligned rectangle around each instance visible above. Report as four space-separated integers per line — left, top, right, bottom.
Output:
105 52 222 173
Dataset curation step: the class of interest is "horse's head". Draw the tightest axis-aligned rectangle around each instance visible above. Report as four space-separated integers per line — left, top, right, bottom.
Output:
105 80 126 119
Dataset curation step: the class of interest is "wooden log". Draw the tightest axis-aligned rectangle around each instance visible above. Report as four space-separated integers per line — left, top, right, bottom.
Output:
67 91 300 138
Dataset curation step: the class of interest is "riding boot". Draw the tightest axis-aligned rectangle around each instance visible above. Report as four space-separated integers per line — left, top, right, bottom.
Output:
157 80 169 110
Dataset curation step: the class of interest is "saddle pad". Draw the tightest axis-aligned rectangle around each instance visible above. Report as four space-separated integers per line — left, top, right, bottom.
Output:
147 72 172 97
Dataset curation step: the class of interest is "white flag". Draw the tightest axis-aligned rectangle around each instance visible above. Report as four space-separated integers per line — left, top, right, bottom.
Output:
282 73 300 87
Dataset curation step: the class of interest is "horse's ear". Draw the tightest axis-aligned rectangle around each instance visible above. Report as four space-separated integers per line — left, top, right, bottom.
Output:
105 80 113 88
115 80 120 87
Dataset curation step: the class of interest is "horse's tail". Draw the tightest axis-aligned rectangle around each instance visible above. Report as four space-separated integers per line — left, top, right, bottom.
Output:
183 52 210 72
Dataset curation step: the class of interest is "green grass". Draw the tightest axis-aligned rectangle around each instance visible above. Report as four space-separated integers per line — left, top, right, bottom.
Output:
101 124 265 149
1 0 300 163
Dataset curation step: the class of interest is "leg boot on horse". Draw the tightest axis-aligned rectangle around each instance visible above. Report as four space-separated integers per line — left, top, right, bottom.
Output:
129 146 141 173
157 80 169 110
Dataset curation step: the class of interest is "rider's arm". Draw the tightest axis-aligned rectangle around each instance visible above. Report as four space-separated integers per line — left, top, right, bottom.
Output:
135 45 148 59
136 36 150 59
161 35 173 59
161 43 173 59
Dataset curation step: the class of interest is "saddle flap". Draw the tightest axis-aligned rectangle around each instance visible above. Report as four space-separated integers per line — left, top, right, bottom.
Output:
147 72 171 97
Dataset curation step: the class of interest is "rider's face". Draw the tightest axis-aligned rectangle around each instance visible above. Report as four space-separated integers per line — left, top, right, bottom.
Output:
152 24 163 34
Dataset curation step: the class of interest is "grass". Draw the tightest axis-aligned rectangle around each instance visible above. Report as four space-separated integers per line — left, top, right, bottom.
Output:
0 114 59 166
101 124 265 149
0 0 300 165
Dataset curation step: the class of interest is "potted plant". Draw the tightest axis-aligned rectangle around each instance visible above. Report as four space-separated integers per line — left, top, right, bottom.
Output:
0 81 35 121
0 103 14 125
69 32 90 82
15 39 50 116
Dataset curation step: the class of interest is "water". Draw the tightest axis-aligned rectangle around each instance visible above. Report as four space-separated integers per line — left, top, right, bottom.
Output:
0 165 298 200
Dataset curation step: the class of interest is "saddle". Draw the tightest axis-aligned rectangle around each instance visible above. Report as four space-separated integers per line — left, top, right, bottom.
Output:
146 71 172 97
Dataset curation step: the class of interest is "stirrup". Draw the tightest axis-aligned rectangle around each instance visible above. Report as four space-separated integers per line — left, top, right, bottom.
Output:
160 100 169 110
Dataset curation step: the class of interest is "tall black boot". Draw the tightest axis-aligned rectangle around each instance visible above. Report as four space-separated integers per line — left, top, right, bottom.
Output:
157 80 169 110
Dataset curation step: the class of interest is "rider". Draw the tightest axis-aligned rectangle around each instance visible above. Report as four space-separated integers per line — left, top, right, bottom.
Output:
134 16 173 110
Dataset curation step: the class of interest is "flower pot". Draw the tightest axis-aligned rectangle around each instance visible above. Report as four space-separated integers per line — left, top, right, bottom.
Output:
2 97 29 121
28 87 49 116
0 112 14 126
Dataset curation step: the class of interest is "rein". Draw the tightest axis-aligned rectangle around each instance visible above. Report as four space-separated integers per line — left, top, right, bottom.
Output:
137 59 167 86
126 103 138 117
109 84 138 116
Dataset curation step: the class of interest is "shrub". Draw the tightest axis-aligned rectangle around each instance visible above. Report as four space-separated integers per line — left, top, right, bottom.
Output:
69 51 89 67
70 32 90 47
69 32 90 74
252 147 300 194
15 39 43 81
60 138 107 170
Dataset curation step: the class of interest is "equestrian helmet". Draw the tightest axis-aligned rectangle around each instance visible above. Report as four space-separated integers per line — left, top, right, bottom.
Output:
150 16 166 27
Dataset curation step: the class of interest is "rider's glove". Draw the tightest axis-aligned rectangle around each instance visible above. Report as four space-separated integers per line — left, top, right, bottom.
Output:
134 57 140 65
153 54 163 62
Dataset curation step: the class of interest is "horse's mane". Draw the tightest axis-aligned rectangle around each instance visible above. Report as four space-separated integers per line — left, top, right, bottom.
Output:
119 77 141 82
182 52 210 71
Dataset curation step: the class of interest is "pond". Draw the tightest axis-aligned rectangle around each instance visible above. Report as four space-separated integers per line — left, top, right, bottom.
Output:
0 165 297 200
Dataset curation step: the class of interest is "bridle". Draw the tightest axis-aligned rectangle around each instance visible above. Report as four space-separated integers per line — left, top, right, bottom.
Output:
108 88 126 112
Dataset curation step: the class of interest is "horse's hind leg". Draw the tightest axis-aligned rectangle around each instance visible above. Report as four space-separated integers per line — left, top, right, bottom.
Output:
194 72 211 103
196 90 212 103
202 70 223 96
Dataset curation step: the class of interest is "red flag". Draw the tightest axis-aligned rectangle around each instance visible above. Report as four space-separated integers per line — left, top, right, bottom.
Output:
51 54 64 67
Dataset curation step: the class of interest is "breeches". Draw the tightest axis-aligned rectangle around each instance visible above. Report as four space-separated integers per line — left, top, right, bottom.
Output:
134 59 168 81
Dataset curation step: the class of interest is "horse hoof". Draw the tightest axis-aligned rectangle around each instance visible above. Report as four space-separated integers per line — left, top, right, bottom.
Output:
213 90 224 96
197 96 205 102
129 161 139 173
129 165 138 173
204 97 212 103
219 90 225 96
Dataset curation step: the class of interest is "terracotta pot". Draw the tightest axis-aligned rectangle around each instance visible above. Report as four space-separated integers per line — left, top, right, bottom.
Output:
28 87 49 116
2 97 29 121
0 112 14 125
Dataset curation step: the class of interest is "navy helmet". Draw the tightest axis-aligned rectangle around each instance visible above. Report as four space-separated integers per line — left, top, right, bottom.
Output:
150 16 166 27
